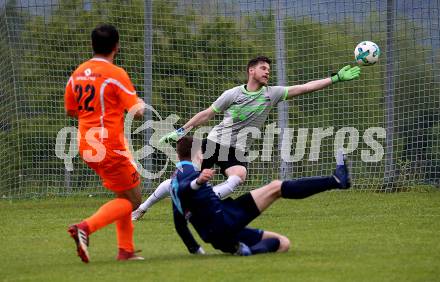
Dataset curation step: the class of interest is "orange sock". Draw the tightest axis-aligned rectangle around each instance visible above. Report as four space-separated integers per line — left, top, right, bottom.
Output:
85 198 132 234
116 213 134 252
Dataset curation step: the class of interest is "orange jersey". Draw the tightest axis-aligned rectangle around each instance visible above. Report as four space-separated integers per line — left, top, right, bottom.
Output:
64 58 139 150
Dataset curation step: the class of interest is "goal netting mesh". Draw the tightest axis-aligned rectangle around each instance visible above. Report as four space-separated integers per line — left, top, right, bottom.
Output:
0 0 439 198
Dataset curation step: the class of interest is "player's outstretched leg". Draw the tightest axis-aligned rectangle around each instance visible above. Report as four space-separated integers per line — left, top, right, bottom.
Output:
280 149 350 199
132 179 172 221
251 149 351 212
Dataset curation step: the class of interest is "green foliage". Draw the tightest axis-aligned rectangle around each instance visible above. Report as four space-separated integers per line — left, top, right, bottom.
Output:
0 0 25 195
0 1 438 196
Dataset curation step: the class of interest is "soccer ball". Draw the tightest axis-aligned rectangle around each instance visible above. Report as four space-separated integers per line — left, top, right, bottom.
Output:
354 41 381 66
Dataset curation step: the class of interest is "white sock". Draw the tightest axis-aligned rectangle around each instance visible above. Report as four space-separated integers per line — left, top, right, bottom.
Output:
213 175 242 199
139 179 172 211
336 148 345 166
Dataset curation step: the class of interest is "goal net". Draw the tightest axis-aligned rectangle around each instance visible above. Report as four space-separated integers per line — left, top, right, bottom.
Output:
0 0 439 198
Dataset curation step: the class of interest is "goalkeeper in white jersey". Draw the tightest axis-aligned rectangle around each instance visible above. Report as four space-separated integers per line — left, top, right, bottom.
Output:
132 56 360 223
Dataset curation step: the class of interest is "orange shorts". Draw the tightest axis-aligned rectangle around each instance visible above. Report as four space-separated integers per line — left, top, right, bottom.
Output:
80 146 140 192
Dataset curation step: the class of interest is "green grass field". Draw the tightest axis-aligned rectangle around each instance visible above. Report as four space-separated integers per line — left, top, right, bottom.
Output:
1 191 440 282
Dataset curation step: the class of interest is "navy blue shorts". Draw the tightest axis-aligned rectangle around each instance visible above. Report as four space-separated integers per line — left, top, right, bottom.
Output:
208 193 263 253
221 192 260 231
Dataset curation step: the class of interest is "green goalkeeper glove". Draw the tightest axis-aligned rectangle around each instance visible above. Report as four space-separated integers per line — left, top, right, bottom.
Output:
159 128 185 144
331 65 361 83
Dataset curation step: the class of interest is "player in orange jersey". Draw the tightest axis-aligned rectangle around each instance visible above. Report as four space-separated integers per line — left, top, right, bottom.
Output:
65 24 145 263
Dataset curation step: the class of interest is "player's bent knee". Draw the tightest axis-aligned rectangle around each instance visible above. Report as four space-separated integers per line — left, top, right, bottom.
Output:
234 170 247 184
238 174 246 184
277 236 290 252
226 166 247 183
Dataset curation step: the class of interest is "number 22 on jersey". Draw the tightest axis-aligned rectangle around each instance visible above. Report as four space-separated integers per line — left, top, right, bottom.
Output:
75 84 95 112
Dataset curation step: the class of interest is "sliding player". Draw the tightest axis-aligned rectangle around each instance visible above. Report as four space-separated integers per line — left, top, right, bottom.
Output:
171 137 351 255
65 24 145 262
132 56 360 220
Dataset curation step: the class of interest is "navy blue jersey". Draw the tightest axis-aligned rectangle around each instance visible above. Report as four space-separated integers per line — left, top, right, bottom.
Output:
171 161 262 254
170 161 222 216
170 161 225 241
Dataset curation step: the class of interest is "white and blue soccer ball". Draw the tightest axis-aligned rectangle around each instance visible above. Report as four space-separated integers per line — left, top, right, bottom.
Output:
354 41 381 66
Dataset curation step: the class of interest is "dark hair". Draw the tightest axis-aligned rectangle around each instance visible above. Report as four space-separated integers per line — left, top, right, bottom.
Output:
91 24 119 55
246 56 271 73
176 136 202 161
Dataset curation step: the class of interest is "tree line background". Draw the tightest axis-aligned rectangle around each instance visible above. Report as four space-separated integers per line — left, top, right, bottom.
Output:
0 0 439 197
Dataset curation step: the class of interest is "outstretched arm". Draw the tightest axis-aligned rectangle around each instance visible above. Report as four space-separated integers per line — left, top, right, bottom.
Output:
286 77 332 98
160 89 236 144
182 107 216 131
286 65 361 99
159 107 216 143
173 205 205 254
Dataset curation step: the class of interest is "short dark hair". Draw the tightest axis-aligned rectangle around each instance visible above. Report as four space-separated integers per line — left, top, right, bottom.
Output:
246 56 271 73
176 136 202 161
91 24 119 55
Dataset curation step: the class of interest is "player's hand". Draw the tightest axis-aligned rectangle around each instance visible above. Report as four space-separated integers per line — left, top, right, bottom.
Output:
159 128 185 144
196 169 215 184
331 65 361 83
134 98 146 118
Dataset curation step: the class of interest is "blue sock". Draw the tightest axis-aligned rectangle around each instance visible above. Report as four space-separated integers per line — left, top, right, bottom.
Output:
250 238 280 254
281 176 339 199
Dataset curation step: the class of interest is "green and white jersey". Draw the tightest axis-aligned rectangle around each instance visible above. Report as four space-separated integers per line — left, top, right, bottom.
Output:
208 85 288 152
